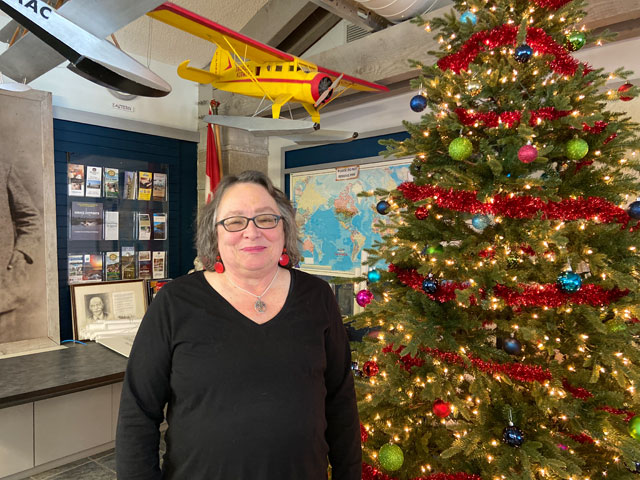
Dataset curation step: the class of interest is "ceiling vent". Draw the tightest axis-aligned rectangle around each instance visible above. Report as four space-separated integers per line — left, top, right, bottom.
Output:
346 24 370 43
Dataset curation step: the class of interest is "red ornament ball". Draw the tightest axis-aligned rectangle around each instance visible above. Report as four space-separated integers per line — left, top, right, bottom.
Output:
518 144 538 163
415 206 429 220
363 360 379 377
618 83 635 102
360 423 369 443
432 399 452 418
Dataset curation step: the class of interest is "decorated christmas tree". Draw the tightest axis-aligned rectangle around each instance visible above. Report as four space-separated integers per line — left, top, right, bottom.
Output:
349 0 640 479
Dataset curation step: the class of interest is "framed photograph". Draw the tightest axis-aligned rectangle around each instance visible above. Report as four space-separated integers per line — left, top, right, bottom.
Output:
70 279 148 341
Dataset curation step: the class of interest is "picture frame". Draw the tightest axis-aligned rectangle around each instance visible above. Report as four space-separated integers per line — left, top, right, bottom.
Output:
70 279 148 341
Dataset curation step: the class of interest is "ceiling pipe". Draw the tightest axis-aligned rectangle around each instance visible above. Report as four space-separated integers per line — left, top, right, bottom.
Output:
354 0 449 23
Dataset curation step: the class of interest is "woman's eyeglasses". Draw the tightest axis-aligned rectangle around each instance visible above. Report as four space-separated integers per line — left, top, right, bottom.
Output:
216 214 282 232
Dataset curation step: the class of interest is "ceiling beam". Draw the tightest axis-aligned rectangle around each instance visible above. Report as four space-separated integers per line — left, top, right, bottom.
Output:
309 0 390 32
222 0 640 118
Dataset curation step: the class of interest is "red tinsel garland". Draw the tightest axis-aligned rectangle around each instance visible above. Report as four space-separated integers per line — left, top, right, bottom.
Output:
437 24 586 76
455 107 577 129
597 406 636 422
397 182 635 227
531 0 573 9
363 464 483 480
388 264 629 308
562 378 593 399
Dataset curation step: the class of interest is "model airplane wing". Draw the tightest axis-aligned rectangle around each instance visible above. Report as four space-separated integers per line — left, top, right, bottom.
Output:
0 0 170 96
148 2 387 93
202 115 319 136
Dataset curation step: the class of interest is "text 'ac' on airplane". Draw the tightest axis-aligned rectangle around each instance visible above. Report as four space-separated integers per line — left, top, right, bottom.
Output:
0 0 171 97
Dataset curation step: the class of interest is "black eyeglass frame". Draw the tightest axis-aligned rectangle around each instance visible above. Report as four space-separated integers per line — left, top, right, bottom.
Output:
215 214 283 232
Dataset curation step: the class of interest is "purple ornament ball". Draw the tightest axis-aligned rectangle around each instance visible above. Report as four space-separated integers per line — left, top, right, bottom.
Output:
356 289 374 307
518 144 538 163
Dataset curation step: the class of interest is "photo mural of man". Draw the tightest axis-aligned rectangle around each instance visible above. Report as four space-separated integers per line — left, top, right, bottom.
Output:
0 163 41 321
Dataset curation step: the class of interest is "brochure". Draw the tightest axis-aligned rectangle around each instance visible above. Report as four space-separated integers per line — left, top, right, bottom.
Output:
121 246 136 280
138 213 151 240
83 254 103 281
123 171 137 200
103 168 119 198
68 164 85 196
138 171 152 201
68 254 84 284
85 166 102 197
152 251 166 279
70 201 103 241
152 173 167 201
104 210 119 241
153 213 167 240
138 251 152 279
105 251 121 281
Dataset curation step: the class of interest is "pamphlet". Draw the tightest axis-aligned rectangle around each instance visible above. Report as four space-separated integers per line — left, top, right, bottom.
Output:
68 254 84 284
138 213 151 240
68 164 85 196
83 254 103 281
104 210 119 241
152 251 166 279
138 251 152 279
138 171 152 201
70 201 103 241
104 168 119 198
153 213 167 240
85 166 102 197
152 173 167 201
105 251 121 281
121 246 136 279
123 171 137 200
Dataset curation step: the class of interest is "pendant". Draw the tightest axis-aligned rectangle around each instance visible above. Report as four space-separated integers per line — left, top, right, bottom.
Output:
254 298 266 313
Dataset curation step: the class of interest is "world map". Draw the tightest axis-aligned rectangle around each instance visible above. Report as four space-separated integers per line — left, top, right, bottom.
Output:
291 161 411 274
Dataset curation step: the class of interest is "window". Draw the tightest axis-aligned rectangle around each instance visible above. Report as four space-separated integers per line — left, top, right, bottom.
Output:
275 65 282 72
255 66 261 76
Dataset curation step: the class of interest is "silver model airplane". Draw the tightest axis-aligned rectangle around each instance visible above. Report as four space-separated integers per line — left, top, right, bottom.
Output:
0 0 171 97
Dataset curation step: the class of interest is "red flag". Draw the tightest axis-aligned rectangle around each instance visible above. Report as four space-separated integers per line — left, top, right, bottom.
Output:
205 100 221 203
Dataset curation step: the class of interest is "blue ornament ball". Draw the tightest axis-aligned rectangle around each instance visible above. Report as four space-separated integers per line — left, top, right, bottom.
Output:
503 337 522 355
410 94 427 112
471 214 490 230
422 277 439 294
460 10 477 25
376 200 391 215
367 269 382 283
557 271 582 293
628 200 640 219
514 44 533 63
503 425 525 447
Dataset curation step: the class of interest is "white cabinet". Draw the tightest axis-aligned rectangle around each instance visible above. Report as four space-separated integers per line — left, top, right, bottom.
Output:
0 403 34 478
34 386 113 465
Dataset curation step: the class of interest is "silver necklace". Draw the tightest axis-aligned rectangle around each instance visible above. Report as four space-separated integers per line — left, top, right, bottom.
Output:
225 268 279 313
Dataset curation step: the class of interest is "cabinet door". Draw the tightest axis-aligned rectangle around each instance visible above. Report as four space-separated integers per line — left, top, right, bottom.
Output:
0 403 34 477
35 386 112 465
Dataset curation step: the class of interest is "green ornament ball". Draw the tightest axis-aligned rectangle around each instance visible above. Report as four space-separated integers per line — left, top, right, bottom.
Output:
449 137 473 161
378 443 404 471
566 31 586 51
629 415 640 440
565 138 589 160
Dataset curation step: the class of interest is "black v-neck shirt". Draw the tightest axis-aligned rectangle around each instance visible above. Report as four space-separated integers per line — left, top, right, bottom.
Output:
116 269 361 480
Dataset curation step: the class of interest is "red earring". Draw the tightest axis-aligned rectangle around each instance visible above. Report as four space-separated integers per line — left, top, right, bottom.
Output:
278 248 289 267
214 255 225 273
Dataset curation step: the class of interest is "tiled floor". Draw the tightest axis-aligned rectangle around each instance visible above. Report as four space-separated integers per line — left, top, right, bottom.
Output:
28 449 116 480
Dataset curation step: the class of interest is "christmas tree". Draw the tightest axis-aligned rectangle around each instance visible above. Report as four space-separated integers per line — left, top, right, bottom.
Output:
349 0 640 479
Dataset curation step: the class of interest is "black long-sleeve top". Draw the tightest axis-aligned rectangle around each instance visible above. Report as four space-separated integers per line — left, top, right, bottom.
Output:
116 269 361 480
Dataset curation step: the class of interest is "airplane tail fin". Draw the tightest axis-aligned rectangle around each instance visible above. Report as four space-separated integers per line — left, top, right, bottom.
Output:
210 48 236 76
177 60 220 84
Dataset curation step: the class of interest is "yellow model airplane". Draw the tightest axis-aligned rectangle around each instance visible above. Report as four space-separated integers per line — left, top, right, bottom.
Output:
147 2 388 124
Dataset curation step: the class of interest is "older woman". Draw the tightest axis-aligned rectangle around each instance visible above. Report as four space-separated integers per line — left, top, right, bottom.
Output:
116 171 361 479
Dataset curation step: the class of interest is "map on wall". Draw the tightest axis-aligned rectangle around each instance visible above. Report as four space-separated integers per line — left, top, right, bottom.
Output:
291 159 412 275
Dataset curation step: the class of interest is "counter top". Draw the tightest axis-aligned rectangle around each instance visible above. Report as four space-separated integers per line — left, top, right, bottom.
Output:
0 342 128 409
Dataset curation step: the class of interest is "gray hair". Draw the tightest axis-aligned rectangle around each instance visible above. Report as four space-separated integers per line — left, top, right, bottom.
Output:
196 171 301 271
